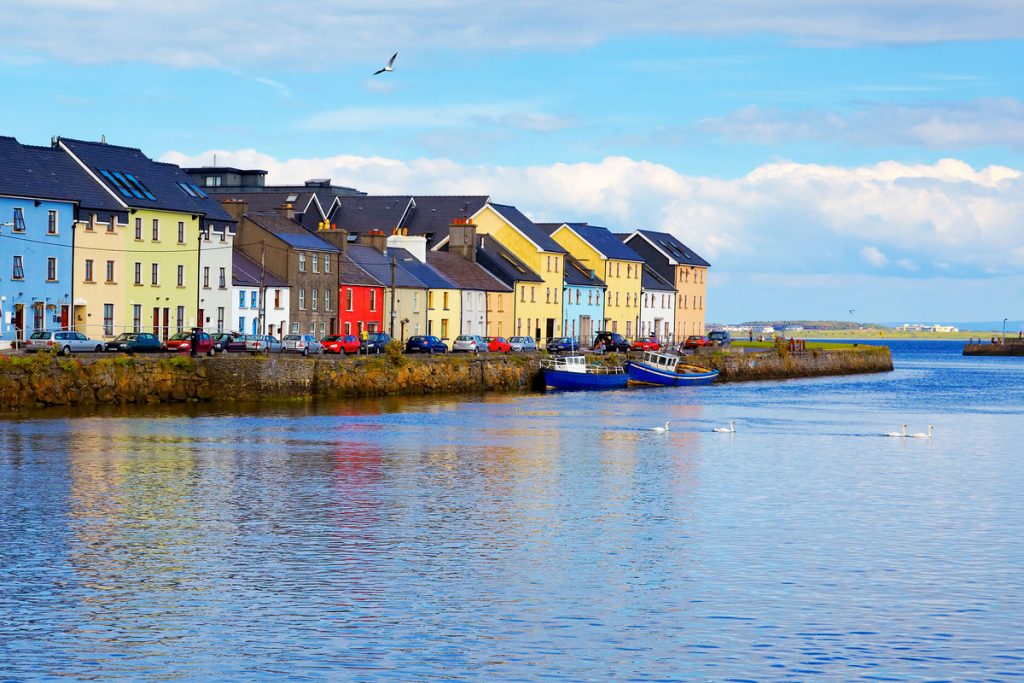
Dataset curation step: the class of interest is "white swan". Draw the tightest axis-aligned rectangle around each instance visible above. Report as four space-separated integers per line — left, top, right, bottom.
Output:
713 420 736 433
651 421 671 433
885 424 908 437
908 425 933 439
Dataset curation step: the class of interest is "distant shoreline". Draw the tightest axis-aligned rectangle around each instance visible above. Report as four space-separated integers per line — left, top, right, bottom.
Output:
785 329 1008 341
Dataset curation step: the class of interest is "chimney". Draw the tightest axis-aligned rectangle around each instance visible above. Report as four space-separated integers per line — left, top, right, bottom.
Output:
220 198 248 222
448 216 478 263
357 229 388 254
316 220 350 255
276 202 295 221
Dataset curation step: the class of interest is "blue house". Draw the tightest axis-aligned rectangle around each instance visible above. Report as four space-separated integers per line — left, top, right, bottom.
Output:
561 253 606 344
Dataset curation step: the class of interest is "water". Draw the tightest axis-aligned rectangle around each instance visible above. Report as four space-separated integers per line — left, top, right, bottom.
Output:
2 340 1024 680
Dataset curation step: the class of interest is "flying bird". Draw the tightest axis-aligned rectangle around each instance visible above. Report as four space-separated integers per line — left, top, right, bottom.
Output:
374 52 398 75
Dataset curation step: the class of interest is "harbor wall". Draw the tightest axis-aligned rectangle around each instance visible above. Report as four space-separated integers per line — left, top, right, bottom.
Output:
963 342 1024 356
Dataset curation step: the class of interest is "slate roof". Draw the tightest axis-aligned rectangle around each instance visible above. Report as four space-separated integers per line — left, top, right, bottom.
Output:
628 229 711 268
642 264 676 292
336 253 383 287
473 234 544 287
219 190 326 219
558 222 644 261
328 195 490 249
425 251 513 292
329 195 413 234
563 253 607 288
402 196 489 247
345 244 429 289
246 211 340 252
232 250 289 288
486 203 567 254
57 138 234 221
388 248 456 289
0 136 122 212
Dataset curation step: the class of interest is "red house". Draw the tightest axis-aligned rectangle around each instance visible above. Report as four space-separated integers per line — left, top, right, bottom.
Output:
336 252 385 336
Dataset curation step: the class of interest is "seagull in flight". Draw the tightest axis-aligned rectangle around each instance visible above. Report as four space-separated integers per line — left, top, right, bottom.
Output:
374 52 398 75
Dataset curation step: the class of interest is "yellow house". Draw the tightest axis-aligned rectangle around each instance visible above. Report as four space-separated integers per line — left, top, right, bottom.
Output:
72 213 130 338
470 203 566 343
546 223 644 339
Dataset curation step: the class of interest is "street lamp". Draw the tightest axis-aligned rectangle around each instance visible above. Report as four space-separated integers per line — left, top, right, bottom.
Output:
1003 318 1008 344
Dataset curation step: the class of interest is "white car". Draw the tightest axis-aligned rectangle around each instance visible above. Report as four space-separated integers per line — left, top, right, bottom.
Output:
508 336 538 352
452 335 489 353
24 330 104 355
282 334 324 356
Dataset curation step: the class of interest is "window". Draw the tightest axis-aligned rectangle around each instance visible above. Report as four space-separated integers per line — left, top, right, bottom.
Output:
219 268 226 289
177 265 184 287
176 306 185 333
133 262 142 285
291 322 299 334
546 288 550 304
106 260 115 283
47 257 57 281
240 291 248 309
47 210 58 235
298 253 306 272
216 307 224 332
12 255 24 280
84 259 94 282
312 289 318 311
324 255 330 273
239 316 246 332
205 176 222 187
588 290 592 305
309 322 316 335
251 291 258 309
152 219 160 241
135 217 143 240
133 304 142 333
324 290 331 312
12 208 25 232
413 292 419 312
177 221 185 244
312 253 318 273
530 287 535 303
203 267 210 288
520 287 525 303
274 289 281 309
428 291 435 309
369 289 377 312
103 304 114 336
345 288 354 311
298 289 305 310
442 291 449 309
151 263 159 285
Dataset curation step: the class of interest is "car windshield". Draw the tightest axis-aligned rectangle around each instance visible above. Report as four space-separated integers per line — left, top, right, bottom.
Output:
113 334 137 341
510 337 529 343
456 336 473 341
283 335 300 340
29 331 51 339
169 333 190 340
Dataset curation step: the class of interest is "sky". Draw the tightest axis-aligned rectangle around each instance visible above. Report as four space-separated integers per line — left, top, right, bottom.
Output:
2 0 1023 325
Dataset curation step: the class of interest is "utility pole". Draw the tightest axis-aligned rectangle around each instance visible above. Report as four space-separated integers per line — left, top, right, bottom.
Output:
389 254 397 339
259 240 266 335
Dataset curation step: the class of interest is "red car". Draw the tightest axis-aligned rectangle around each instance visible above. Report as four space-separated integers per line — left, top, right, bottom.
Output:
631 337 662 351
682 335 712 349
486 336 512 353
162 330 214 355
321 334 362 354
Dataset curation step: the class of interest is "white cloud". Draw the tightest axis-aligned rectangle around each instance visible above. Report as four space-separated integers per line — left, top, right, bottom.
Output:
302 104 571 133
861 246 888 267
4 1 1024 69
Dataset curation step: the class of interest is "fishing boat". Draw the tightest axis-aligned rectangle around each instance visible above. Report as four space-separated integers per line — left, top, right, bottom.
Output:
539 355 628 390
625 351 719 387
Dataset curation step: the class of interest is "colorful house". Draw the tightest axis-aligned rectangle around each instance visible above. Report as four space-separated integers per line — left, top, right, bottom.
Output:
640 265 676 342
543 223 645 339
335 253 385 337
561 254 606 344
622 230 710 340
232 250 290 336
471 234 544 340
343 237 428 341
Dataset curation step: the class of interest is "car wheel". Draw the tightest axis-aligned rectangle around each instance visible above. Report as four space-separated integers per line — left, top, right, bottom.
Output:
207 348 215 357
60 345 72 356
302 348 309 356
263 348 270 356
94 345 102 353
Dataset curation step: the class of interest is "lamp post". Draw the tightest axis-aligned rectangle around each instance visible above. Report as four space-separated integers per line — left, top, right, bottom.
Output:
1003 318 1008 344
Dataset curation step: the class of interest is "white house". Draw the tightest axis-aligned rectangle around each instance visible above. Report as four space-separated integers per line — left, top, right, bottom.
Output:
232 249 291 337
639 265 676 342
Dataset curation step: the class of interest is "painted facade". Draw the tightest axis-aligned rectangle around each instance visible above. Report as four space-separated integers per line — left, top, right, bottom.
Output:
198 222 235 333
623 230 710 341
639 265 676 342
232 250 290 337
561 255 606 345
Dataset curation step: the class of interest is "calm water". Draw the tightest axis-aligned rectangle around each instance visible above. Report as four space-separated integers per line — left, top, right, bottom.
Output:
2 340 1024 681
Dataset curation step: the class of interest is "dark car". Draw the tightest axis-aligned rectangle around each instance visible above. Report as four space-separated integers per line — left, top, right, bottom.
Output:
105 332 163 354
321 334 361 354
211 332 247 354
546 336 580 354
162 330 214 356
360 332 392 354
707 330 732 347
405 335 448 354
592 331 631 353
683 335 712 349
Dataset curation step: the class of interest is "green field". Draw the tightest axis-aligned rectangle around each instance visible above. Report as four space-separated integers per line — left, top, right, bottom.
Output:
791 328 995 341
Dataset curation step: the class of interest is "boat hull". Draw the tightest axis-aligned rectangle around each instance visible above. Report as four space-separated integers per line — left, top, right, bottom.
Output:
624 361 719 387
542 368 629 391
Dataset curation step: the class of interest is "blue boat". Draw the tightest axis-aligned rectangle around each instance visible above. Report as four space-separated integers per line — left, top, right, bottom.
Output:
625 351 719 387
540 355 628 390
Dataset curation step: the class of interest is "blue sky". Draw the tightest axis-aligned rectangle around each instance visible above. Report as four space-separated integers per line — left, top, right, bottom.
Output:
2 1 1023 325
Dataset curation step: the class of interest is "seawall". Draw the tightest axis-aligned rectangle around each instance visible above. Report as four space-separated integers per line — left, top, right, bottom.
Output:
963 342 1024 356
0 346 892 411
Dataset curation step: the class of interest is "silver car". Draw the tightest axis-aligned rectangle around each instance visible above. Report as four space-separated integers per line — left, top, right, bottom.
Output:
282 334 324 356
508 336 538 352
452 335 489 353
237 334 284 355
24 330 104 355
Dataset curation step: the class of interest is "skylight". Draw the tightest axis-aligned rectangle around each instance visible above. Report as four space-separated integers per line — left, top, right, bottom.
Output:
177 182 210 199
99 169 156 201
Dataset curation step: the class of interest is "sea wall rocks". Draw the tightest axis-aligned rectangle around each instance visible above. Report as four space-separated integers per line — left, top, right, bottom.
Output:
703 345 893 381
963 342 1024 356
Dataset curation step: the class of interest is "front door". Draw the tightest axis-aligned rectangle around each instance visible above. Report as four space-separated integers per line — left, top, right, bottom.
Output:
545 318 555 343
197 308 204 331
153 308 160 337
13 304 24 342
162 308 170 340
61 305 70 330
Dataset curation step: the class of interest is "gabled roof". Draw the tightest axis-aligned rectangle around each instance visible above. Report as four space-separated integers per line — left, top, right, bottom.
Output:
626 229 711 268
337 253 384 287
642 264 675 292
563 253 607 288
473 234 544 287
0 136 122 212
246 211 340 252
425 251 513 292
57 137 234 221
401 196 489 247
483 203 567 254
328 195 414 234
388 248 456 289
221 190 327 221
232 250 289 288
345 244 429 289
555 222 644 261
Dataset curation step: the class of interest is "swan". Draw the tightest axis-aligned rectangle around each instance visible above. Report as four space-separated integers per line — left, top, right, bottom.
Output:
885 424 908 438
713 420 736 433
651 421 671 433
908 425 933 439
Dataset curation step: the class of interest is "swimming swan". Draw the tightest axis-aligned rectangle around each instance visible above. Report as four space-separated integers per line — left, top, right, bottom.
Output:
908 425 933 439
651 421 671 433
885 424 908 437
713 420 736 433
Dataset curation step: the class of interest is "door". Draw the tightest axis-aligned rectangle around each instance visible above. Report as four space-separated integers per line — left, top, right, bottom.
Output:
13 304 24 343
153 308 160 336
162 308 170 341
61 305 70 330
545 318 555 343
197 308 204 331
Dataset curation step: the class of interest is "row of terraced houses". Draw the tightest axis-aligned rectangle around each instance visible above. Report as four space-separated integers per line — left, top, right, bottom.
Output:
0 136 709 348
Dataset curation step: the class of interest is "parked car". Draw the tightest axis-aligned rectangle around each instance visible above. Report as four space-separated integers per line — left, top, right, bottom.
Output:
405 335 449 354
486 336 512 353
162 330 214 356
683 335 712 349
707 330 732 347
282 334 323 356
321 334 361 354
508 336 538 352
360 332 392 354
452 335 489 353
631 336 662 352
210 332 247 354
105 332 163 354
24 330 104 355
546 336 580 354
592 331 631 353
236 334 284 355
